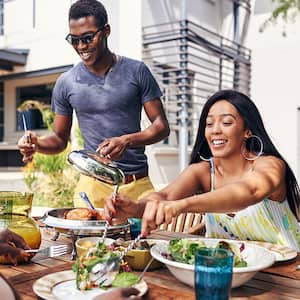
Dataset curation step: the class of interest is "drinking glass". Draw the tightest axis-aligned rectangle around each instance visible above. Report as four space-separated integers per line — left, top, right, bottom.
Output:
128 218 141 239
194 247 233 300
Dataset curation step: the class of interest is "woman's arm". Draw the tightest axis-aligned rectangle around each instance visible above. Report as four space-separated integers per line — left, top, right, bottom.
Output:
104 162 209 221
141 156 286 234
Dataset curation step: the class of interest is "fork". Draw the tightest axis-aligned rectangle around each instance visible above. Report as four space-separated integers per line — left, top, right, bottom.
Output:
25 244 71 258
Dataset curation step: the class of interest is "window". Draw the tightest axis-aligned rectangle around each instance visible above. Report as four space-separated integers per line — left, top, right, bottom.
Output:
16 83 54 131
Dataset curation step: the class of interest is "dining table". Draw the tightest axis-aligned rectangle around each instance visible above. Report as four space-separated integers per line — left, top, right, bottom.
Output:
0 226 299 300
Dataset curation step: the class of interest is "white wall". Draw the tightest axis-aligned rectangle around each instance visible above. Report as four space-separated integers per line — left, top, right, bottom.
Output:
249 0 300 179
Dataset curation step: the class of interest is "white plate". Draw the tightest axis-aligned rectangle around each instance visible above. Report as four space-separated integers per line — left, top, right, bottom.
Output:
33 270 148 300
150 238 276 288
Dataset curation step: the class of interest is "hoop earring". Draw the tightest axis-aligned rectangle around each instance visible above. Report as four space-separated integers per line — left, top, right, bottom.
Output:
242 135 264 161
199 154 211 162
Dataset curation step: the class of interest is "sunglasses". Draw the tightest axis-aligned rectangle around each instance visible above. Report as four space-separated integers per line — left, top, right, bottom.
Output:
65 28 102 46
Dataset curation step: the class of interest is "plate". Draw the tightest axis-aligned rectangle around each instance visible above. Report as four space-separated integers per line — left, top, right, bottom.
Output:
247 240 297 262
33 270 148 300
150 238 276 288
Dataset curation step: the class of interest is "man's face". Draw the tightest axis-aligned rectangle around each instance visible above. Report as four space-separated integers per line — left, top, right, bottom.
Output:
68 16 108 67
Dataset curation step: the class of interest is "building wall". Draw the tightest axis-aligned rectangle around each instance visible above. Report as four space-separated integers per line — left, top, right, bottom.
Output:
2 0 299 183
249 0 300 180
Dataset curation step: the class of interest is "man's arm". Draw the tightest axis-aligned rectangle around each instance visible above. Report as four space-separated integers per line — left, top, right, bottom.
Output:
98 99 170 159
18 114 72 162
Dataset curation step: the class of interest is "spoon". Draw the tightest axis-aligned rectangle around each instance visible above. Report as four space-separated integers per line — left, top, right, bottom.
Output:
79 192 95 209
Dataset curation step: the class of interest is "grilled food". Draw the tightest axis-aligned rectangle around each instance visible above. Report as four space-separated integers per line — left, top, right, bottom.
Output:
64 208 103 221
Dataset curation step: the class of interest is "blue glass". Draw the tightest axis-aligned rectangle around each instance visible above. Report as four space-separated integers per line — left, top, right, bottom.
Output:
194 248 233 300
128 218 141 239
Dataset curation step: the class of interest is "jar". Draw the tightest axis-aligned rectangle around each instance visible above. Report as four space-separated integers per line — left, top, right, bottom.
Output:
0 192 41 264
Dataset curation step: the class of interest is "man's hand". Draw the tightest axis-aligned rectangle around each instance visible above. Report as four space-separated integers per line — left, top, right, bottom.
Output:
18 132 38 163
96 136 129 160
93 287 141 300
0 229 31 265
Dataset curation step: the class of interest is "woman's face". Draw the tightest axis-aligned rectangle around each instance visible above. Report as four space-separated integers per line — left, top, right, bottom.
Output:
205 100 248 159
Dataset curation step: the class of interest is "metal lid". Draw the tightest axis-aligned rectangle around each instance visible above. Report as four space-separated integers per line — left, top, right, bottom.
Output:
68 150 125 185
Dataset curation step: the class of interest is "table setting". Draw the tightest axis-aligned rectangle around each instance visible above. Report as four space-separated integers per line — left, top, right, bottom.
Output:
0 149 299 299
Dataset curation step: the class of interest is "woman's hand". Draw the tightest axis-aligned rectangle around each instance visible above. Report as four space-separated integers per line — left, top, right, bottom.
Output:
0 229 31 265
141 200 182 236
104 194 142 224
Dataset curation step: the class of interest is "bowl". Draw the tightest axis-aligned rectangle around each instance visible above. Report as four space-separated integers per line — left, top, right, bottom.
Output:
123 239 163 271
75 237 115 257
150 238 276 288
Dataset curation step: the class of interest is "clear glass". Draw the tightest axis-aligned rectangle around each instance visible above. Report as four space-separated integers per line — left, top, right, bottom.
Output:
194 247 233 300
0 192 41 264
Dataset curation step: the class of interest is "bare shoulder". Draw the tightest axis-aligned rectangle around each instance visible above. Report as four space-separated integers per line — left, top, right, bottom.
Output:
253 155 285 172
188 160 211 174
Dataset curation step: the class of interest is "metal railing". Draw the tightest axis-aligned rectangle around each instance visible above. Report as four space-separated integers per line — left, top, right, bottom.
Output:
142 19 251 148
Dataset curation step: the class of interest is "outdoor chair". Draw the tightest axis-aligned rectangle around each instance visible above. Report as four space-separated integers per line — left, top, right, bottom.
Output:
161 212 206 236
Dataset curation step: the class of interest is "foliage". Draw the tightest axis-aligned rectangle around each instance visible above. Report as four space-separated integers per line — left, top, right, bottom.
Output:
260 0 300 36
19 100 80 207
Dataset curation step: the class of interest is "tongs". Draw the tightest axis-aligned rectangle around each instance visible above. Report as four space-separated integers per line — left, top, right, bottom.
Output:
90 233 143 285
22 113 31 143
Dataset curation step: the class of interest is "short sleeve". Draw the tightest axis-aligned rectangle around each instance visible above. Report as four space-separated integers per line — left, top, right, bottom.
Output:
51 75 73 116
137 62 162 103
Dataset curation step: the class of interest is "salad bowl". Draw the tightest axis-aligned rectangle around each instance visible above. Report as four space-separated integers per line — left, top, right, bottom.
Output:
150 238 276 288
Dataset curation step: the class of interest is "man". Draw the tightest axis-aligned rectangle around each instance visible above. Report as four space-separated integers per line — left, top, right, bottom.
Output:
18 0 170 208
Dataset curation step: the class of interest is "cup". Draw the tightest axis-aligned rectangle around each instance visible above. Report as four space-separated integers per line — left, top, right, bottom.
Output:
194 247 233 300
128 218 141 239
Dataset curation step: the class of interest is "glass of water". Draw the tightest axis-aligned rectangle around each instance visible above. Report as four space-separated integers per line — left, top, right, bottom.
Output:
194 247 233 300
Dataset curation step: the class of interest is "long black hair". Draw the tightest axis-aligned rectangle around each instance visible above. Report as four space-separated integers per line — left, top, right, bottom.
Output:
69 0 108 29
190 89 300 220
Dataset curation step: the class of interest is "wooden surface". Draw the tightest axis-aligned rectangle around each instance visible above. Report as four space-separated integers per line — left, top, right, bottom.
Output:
0 228 299 300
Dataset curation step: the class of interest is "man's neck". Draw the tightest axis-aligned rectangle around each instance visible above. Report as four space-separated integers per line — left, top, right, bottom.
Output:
87 50 115 77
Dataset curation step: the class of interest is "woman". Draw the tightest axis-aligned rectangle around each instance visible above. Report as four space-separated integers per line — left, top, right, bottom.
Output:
105 90 300 251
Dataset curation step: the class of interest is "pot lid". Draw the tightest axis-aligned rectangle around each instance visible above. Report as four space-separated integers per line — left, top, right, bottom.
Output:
68 150 125 185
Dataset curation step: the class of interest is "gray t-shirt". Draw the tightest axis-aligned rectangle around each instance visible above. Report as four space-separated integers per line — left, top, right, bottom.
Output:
51 56 162 174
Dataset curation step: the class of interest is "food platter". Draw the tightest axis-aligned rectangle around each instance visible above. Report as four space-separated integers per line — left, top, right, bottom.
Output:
40 208 130 259
41 208 129 236
33 270 148 300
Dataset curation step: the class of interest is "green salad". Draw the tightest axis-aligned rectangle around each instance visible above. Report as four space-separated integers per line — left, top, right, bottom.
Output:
168 239 247 267
72 242 139 291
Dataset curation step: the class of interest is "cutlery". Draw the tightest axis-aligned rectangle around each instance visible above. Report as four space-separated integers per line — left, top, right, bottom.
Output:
22 113 31 143
79 191 95 209
296 265 300 271
25 244 71 258
91 233 143 282
137 257 154 282
79 191 109 243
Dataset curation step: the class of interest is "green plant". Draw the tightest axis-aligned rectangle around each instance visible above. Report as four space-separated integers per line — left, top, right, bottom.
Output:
19 100 80 207
260 0 300 36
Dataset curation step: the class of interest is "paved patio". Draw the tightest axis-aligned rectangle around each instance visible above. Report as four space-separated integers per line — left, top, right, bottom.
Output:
0 170 27 191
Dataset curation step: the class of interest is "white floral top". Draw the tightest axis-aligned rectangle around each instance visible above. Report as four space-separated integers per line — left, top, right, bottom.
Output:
204 158 300 251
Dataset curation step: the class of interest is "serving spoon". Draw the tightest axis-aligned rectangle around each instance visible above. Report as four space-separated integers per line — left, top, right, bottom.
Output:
90 233 143 285
79 191 109 244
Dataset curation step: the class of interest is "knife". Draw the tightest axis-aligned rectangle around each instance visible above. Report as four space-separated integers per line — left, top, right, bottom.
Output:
22 113 31 143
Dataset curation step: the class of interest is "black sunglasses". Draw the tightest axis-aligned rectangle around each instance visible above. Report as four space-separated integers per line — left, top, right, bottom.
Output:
65 29 102 46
